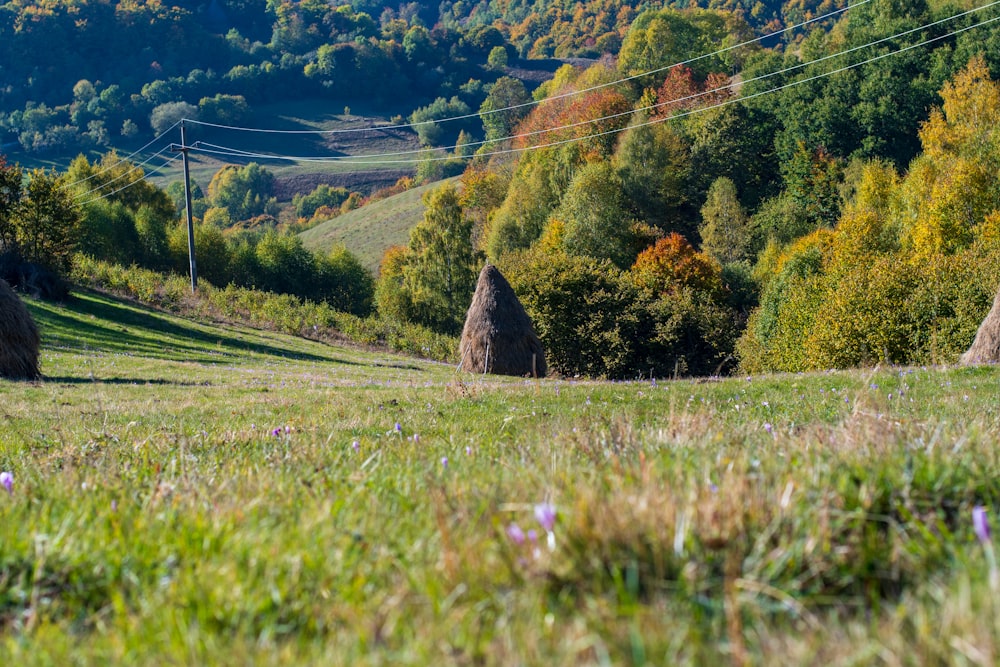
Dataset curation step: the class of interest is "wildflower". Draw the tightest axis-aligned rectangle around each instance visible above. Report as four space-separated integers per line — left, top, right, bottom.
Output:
352 440 360 452
507 523 525 544
764 423 773 435
527 529 538 543
395 422 402 433
272 428 281 437
0 471 12 495
465 446 472 455
441 457 448 468
534 502 557 532
974 506 991 544
413 434 420 443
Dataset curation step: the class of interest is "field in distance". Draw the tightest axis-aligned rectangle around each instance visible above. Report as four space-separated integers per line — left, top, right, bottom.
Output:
299 177 459 271
1 289 998 664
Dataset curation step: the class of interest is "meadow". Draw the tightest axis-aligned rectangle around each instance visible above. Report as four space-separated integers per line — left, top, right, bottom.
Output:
1 289 999 664
299 178 460 271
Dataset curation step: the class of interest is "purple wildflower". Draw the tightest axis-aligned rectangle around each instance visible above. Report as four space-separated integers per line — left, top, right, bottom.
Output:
395 422 402 433
441 457 448 468
527 529 538 543
764 423 773 434
0 471 12 495
352 440 360 452
534 502 557 532
974 506 991 544
272 428 281 437
506 523 525 545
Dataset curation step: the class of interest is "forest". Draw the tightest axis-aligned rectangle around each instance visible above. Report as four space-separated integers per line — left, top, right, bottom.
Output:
2 0 1000 378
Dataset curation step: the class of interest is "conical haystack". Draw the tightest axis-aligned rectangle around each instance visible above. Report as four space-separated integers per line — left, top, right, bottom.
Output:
459 264 546 377
0 278 41 380
961 286 1000 365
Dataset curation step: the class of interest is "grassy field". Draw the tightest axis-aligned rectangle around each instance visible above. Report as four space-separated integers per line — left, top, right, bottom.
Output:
299 178 459 270
1 289 999 664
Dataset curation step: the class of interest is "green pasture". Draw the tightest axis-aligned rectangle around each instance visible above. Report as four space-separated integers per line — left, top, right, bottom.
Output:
299 178 459 271
1 290 999 664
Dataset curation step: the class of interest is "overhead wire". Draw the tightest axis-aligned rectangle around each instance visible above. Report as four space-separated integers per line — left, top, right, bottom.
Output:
75 152 182 207
61 120 182 191
181 0 873 137
72 144 177 201
187 6 1000 167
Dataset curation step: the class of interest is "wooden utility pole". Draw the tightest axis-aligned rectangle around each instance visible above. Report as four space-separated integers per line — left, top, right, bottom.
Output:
171 120 198 292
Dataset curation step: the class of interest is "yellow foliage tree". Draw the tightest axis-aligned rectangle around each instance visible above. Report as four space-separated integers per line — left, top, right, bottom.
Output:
900 56 1000 257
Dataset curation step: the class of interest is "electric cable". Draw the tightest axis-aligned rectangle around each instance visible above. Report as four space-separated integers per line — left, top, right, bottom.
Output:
181 0 873 137
62 120 181 190
76 153 181 207
187 8 1000 166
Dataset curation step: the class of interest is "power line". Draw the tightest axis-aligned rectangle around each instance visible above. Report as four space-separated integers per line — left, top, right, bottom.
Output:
181 0 873 137
187 8 1000 167
72 144 176 201
76 153 181 207
62 121 181 191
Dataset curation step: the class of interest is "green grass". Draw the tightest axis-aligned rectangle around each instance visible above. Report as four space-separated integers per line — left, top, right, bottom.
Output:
299 178 459 270
2 289 1000 664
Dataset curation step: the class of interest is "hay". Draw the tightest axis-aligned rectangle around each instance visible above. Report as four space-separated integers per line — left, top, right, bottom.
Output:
0 278 41 380
458 264 546 377
961 285 1000 365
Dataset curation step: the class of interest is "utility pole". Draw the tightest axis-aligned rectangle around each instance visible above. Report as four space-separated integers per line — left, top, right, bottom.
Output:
171 120 198 292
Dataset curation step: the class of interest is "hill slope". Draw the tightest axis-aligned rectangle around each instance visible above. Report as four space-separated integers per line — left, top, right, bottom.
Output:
298 177 460 271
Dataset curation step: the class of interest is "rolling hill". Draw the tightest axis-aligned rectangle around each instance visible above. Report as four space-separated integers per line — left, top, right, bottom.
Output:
298 177 461 271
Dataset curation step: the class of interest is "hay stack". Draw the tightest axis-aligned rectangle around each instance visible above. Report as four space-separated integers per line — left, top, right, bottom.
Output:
459 264 546 377
961 286 1000 364
0 278 41 380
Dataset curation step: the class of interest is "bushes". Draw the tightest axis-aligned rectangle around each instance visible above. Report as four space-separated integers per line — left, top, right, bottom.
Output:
72 258 456 362
738 242 1000 373
501 248 741 378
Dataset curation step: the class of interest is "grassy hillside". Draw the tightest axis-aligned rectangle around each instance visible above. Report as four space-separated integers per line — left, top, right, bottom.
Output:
298 177 460 271
1 290 999 663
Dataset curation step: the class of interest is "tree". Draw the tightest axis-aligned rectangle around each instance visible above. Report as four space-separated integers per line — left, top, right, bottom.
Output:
374 245 414 323
631 233 724 297
487 45 508 70
699 177 753 265
319 244 374 316
16 169 81 274
401 183 482 333
479 76 531 145
556 162 639 269
149 102 198 134
0 157 23 253
613 117 692 234
207 163 277 222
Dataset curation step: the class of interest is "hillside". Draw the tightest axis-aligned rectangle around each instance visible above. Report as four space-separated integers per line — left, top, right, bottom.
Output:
2 288 1000 663
298 177 460 271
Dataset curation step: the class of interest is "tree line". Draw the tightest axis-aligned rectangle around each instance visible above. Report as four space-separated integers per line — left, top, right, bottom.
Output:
370 0 1000 377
